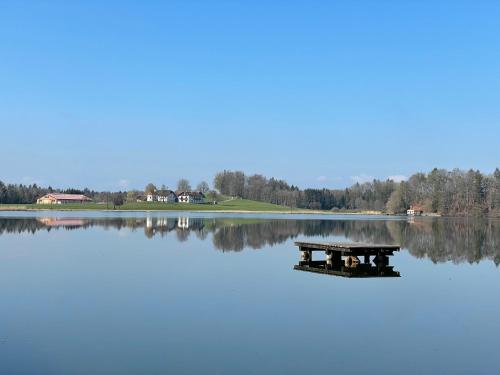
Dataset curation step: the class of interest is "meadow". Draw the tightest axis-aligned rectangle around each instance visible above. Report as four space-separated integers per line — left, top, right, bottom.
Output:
0 199 303 212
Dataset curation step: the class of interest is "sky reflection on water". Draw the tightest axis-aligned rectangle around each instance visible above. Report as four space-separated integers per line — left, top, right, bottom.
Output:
0 213 499 374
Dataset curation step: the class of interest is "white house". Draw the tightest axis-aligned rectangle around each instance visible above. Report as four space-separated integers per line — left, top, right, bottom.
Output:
407 204 424 216
177 191 205 204
157 190 177 202
147 190 177 203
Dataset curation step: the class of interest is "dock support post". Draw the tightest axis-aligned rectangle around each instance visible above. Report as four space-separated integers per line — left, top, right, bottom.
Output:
300 249 313 264
325 250 332 267
345 256 360 268
325 250 341 265
374 254 389 266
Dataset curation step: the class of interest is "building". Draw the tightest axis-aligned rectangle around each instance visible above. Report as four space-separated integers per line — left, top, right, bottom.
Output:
407 204 424 216
157 190 177 203
177 191 206 204
146 190 177 202
36 193 92 204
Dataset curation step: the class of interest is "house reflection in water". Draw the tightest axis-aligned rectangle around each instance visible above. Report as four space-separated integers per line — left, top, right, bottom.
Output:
144 217 179 238
178 217 190 229
177 217 205 230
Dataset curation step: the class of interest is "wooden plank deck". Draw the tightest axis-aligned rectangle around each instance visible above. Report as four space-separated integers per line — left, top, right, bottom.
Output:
294 241 400 256
295 241 400 251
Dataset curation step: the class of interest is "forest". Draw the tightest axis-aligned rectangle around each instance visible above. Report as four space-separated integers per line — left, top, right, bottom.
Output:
213 168 500 216
1 167 499 216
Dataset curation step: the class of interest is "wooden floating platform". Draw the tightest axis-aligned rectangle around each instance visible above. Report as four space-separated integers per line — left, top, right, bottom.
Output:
294 242 400 256
293 242 401 276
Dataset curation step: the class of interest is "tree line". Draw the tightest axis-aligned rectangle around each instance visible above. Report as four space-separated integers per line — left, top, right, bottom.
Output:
386 168 500 216
213 170 396 210
1 167 499 216
0 182 127 207
213 168 500 216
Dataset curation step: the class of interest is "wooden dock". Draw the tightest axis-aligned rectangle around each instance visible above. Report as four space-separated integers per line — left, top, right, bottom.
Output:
295 242 400 254
294 241 400 277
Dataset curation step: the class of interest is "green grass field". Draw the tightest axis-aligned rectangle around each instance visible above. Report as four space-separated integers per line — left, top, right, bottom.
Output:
0 199 302 212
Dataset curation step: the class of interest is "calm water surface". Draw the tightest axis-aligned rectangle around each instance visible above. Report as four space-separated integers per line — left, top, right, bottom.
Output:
0 212 499 374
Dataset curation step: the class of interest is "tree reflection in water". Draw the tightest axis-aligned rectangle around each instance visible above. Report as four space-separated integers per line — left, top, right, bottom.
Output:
0 216 499 265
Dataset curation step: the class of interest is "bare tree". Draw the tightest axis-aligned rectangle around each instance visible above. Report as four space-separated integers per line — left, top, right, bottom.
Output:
213 170 245 197
159 184 169 194
196 181 210 193
112 193 125 209
206 190 219 203
145 183 156 194
126 190 141 202
177 179 191 191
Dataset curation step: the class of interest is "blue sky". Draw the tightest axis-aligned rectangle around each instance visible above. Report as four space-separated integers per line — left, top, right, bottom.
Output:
1 1 499 191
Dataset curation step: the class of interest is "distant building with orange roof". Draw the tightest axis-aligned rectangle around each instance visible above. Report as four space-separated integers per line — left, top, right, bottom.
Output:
36 193 92 204
407 204 424 216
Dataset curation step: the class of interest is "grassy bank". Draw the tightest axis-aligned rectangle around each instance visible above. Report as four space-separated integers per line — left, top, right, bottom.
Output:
0 199 303 213
0 200 392 215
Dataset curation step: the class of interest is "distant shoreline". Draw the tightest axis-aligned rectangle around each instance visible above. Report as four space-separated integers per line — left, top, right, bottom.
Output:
0 204 386 215
5 206 497 217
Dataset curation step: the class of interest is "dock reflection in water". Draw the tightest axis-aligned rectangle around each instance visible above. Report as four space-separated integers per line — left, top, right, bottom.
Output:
294 261 400 277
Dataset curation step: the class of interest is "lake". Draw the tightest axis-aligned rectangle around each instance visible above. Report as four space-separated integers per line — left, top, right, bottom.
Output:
0 212 499 374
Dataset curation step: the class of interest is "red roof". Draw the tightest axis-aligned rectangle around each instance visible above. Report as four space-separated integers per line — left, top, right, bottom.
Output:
409 204 424 211
45 193 91 201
